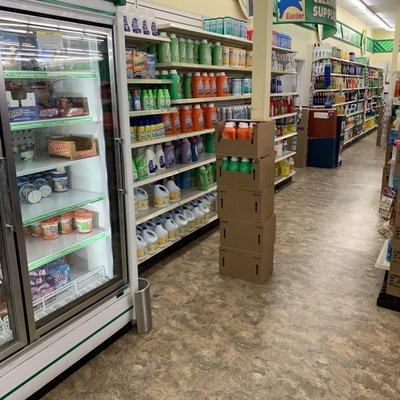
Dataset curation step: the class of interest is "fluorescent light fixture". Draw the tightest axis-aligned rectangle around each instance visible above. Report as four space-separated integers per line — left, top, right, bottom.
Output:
349 0 392 30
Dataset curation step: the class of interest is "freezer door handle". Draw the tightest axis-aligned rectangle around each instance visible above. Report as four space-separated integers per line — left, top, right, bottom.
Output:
5 223 14 232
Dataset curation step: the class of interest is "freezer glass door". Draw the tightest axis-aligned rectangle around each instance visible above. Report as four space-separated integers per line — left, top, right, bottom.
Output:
0 12 127 332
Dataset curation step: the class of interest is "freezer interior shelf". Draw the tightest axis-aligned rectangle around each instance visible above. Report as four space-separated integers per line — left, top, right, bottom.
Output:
21 189 105 227
32 266 110 322
16 155 100 178
26 228 109 271
375 240 390 271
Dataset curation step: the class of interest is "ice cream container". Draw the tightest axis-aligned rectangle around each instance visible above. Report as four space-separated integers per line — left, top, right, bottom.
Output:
33 178 52 198
31 222 42 237
51 170 69 192
75 211 93 234
41 218 59 240
19 183 41 204
59 212 74 234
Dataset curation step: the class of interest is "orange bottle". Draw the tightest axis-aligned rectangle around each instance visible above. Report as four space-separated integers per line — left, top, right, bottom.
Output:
248 122 254 140
236 122 250 139
170 110 181 134
162 113 173 135
209 73 217 97
192 72 204 98
222 121 237 140
202 72 211 98
216 72 229 97
180 105 193 133
192 104 205 131
204 102 217 129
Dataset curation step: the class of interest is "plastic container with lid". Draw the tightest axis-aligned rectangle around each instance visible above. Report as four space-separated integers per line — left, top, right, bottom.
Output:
31 222 42 237
136 235 147 259
142 228 158 254
222 46 230 66
180 106 193 133
202 73 211 97
33 178 52 198
135 187 149 211
59 212 74 234
204 103 217 129
165 179 181 203
181 138 192 164
192 104 204 131
212 42 223 66
199 39 212 65
145 145 157 174
174 213 188 236
51 169 69 192
222 121 237 139
183 73 193 99
41 218 59 240
209 73 217 97
236 122 250 139
239 157 252 174
186 39 194 63
154 222 168 247
169 70 181 100
153 184 170 208
192 72 204 98
228 157 240 172
217 72 229 97
192 205 205 226
75 211 93 234
163 216 179 241
198 202 210 221
19 183 41 204
164 141 175 167
179 37 187 63
183 207 196 231
169 34 179 62
155 144 166 170
157 33 171 63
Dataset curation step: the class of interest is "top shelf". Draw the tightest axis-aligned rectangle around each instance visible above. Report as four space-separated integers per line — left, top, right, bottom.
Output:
272 45 297 54
125 32 170 45
312 57 384 71
4 70 96 79
158 23 252 49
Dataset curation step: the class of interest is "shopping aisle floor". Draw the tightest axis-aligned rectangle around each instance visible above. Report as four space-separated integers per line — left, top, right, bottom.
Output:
45 133 400 400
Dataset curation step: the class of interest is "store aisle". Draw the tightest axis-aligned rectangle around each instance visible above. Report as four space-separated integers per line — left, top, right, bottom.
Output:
45 133 400 400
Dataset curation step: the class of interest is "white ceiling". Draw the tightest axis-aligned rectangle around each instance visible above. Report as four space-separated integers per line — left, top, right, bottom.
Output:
337 0 400 30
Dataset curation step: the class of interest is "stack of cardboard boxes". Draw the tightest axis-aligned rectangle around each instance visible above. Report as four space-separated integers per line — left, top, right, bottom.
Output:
388 195 400 296
216 120 276 283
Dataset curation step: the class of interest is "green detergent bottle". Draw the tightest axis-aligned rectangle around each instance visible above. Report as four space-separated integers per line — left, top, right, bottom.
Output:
157 32 171 63
170 34 179 62
179 38 187 63
169 69 181 100
186 39 194 63
198 166 210 190
157 88 166 109
212 41 223 66
183 73 193 99
193 40 200 64
239 157 252 174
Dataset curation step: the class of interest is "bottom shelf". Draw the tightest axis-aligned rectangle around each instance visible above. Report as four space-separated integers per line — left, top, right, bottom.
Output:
275 170 296 186
138 212 218 265
375 240 390 271
32 266 110 321
343 125 378 146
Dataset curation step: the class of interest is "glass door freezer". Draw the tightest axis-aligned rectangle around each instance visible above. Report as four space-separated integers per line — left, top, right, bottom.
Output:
0 9 128 339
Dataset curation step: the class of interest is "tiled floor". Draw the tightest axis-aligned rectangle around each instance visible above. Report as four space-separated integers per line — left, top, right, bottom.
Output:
45 133 400 400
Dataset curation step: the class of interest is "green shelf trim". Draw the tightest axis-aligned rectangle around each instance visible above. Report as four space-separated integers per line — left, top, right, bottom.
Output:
4 70 96 79
28 230 109 271
10 116 94 131
23 195 105 227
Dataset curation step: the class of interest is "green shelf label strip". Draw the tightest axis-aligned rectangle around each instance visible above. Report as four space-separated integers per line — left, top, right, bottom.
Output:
10 116 94 131
23 195 105 227
4 70 96 79
28 230 109 271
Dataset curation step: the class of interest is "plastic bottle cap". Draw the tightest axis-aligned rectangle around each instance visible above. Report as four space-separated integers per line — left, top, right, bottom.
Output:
201 39 208 43
194 104 201 108
239 122 249 128
209 73 215 77
209 103 214 107
179 38 186 42
185 72 193 76
160 32 168 37
170 69 178 74
194 72 200 76
201 72 208 76
241 157 249 162
170 34 176 38
161 70 169 75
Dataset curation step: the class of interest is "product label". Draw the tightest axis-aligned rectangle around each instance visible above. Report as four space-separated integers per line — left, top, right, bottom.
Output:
131 17 141 34
142 21 150 35
151 21 157 36
137 247 146 259
168 231 177 240
154 196 169 207
185 115 193 130
137 199 149 210
148 160 157 174
170 192 180 201
188 221 196 231
148 242 158 253
159 155 166 169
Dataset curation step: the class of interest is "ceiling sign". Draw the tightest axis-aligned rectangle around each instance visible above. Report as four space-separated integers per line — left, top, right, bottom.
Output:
275 0 337 40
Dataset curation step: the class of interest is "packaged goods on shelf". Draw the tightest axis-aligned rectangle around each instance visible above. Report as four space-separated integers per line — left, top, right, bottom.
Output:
216 104 251 121
47 137 98 160
128 87 171 111
272 30 292 49
270 96 295 117
271 50 296 73
123 9 158 37
203 17 249 39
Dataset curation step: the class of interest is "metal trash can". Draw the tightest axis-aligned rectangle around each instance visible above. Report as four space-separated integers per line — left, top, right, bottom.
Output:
134 278 152 334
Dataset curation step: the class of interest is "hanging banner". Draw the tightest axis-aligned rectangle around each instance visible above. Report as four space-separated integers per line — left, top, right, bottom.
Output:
275 0 337 40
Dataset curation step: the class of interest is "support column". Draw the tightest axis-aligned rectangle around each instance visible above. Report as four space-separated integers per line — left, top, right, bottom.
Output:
251 0 273 121
389 6 400 105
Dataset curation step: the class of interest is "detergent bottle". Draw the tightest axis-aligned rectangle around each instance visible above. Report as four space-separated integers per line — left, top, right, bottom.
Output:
154 222 168 247
153 184 170 208
142 228 158 254
165 179 181 203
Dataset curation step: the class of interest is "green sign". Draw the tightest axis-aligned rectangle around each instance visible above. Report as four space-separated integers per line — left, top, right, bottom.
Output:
275 0 337 39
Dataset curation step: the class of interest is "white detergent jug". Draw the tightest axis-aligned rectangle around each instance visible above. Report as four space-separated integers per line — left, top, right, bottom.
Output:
174 213 188 236
134 187 149 211
154 222 168 247
142 228 158 254
145 220 157 230
183 207 196 232
163 216 179 241
136 226 143 236
192 205 205 226
153 184 170 208
136 235 147 259
145 145 158 174
165 180 181 203
198 202 210 222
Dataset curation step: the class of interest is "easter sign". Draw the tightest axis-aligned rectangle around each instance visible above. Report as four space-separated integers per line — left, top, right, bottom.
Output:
275 0 337 40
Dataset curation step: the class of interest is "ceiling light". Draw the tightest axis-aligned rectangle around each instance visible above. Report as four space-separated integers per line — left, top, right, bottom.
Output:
349 0 392 30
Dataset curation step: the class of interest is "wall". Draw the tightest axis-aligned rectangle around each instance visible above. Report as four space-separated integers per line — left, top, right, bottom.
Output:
371 29 397 72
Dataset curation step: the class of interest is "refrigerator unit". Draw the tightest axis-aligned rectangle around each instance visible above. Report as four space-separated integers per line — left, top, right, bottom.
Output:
0 3 134 374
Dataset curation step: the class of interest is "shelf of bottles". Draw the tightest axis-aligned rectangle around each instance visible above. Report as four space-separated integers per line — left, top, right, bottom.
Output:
311 44 384 146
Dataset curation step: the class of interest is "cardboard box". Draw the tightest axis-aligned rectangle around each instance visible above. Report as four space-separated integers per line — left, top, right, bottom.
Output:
293 108 309 168
215 120 275 158
7 91 38 122
218 185 274 223
220 214 276 254
47 136 98 160
387 261 400 297
216 154 274 190
219 245 274 284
